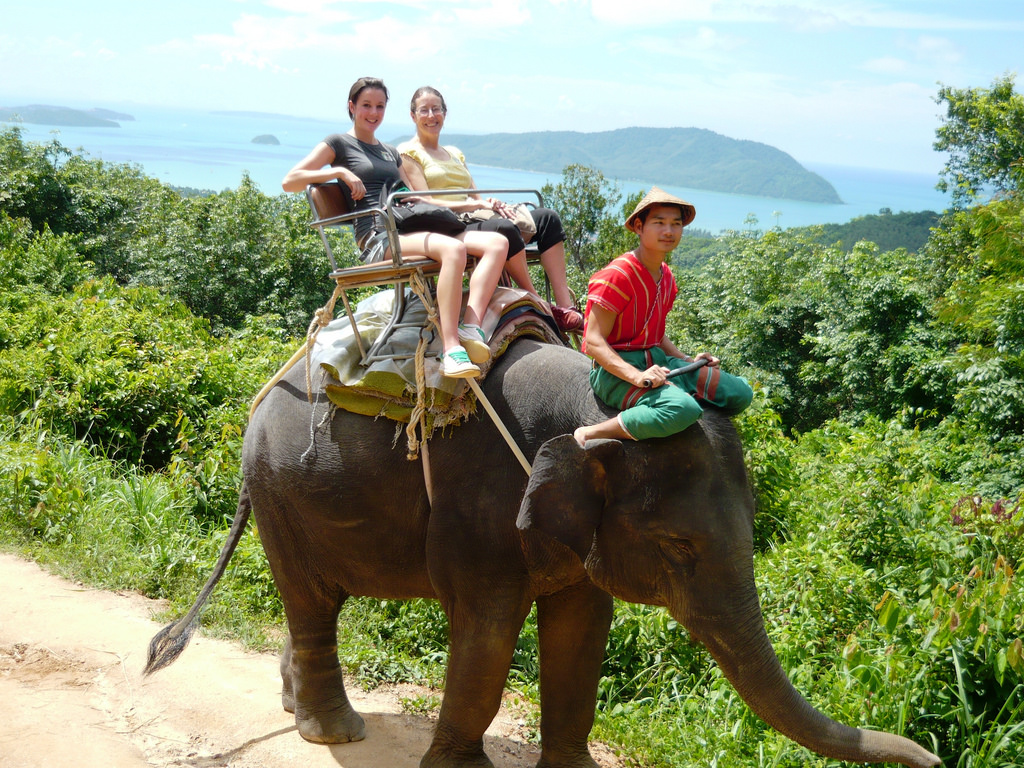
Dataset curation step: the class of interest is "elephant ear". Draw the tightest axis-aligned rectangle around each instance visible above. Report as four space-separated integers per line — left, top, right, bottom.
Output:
516 434 623 563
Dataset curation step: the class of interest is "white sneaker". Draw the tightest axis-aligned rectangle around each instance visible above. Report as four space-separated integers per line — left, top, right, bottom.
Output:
440 346 480 379
457 323 490 364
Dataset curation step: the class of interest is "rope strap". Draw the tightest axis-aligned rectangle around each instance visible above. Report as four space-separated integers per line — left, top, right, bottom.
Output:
405 270 438 460
305 278 345 403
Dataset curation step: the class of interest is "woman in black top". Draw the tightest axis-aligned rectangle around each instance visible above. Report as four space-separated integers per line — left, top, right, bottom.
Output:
283 77 507 379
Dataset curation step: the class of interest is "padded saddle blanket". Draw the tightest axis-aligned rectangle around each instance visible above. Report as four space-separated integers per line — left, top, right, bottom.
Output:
309 286 563 428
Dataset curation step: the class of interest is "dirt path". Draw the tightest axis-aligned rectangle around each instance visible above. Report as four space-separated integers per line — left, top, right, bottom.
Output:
0 553 623 768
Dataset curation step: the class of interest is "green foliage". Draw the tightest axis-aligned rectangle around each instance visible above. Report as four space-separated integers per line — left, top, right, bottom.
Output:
336 598 450 688
935 74 1024 206
671 229 729 270
0 212 92 293
601 602 710 707
133 176 331 331
592 188 641 266
734 397 797 549
0 124 174 279
0 278 258 473
0 126 334 335
928 194 1024 455
671 228 836 430
0 125 76 231
542 164 622 273
0 416 210 594
800 209 942 254
798 241 941 422
400 693 442 715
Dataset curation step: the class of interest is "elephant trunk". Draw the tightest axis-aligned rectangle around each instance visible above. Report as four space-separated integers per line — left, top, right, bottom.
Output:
673 586 940 768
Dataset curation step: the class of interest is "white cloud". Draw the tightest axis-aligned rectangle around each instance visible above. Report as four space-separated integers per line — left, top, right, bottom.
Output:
453 0 531 26
587 0 852 29
852 33 965 83
908 34 962 66
183 10 445 73
264 0 452 10
263 0 343 11
178 1 522 75
588 0 1024 33
862 56 909 75
628 25 743 61
590 0 719 25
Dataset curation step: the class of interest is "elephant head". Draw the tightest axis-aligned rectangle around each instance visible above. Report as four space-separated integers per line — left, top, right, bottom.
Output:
515 416 940 768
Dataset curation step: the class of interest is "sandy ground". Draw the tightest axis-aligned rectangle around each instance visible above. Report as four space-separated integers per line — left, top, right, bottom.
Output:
0 553 624 768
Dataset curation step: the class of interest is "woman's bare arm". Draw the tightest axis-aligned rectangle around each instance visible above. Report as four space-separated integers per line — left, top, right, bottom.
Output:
281 142 366 199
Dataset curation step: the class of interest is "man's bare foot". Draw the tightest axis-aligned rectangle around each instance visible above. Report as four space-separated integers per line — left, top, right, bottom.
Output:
573 426 588 447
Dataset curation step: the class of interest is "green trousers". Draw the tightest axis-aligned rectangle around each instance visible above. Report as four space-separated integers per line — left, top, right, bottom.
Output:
589 347 753 440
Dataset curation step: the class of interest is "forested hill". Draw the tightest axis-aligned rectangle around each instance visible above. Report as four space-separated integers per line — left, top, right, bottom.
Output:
435 127 842 204
0 104 134 127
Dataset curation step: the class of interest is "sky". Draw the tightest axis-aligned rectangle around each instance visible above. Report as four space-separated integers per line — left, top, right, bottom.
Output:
2 0 1022 175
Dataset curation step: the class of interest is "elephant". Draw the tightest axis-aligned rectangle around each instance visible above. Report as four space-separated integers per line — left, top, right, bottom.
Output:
146 338 941 768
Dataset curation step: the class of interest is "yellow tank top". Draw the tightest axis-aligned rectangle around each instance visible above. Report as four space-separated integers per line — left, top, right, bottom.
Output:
397 142 474 201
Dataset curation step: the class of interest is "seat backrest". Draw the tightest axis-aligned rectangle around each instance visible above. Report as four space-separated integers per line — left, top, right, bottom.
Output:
306 182 360 272
307 182 351 223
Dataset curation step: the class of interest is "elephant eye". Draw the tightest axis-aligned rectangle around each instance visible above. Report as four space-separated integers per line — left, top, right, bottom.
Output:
660 536 696 561
676 539 696 558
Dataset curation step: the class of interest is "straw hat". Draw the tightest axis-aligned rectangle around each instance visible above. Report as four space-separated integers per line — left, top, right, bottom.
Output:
625 186 696 229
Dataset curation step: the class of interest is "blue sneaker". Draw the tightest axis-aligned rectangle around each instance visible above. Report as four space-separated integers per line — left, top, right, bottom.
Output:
457 323 490 364
441 346 480 379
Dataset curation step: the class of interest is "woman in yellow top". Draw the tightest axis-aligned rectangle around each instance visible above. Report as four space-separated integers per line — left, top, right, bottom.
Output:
397 86 583 333
282 77 509 379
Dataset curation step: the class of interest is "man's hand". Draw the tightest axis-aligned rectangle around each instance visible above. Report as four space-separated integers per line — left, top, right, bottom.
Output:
640 365 671 388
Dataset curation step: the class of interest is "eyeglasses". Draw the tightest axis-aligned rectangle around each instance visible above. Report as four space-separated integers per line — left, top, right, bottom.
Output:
415 106 446 117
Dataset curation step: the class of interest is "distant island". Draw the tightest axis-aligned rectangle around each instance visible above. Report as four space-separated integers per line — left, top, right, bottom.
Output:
251 134 280 145
433 127 842 204
0 105 133 127
89 108 135 122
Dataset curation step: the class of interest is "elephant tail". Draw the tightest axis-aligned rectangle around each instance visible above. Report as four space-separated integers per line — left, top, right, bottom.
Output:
143 482 253 675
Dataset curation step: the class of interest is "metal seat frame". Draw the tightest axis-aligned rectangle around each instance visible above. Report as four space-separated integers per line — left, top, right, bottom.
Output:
306 183 546 365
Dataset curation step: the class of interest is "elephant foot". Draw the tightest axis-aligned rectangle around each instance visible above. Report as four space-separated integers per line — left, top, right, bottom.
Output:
420 735 495 768
419 750 494 768
536 753 600 768
295 700 366 744
280 639 294 713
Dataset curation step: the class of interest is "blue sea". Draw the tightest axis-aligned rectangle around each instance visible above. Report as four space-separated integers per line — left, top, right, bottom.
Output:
7 104 951 234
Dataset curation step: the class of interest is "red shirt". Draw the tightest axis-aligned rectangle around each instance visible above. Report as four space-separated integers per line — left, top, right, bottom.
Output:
583 251 677 353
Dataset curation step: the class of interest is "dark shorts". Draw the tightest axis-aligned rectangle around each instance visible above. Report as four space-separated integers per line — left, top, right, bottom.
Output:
464 207 565 258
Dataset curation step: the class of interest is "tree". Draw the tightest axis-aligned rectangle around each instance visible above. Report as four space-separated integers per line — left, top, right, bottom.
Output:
541 164 621 273
928 194 1024 446
934 74 1024 206
671 227 946 434
592 190 643 262
0 125 81 242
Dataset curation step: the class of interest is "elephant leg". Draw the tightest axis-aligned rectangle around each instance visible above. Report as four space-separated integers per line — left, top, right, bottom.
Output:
421 600 532 768
283 594 366 744
534 583 614 768
281 634 294 712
